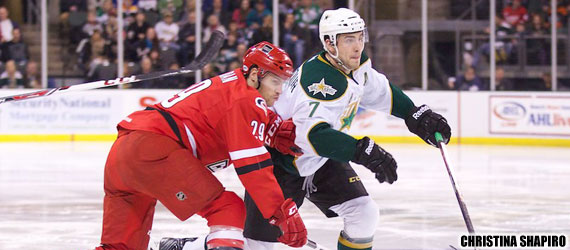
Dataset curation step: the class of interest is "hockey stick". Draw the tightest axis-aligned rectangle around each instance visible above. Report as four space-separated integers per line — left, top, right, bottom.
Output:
0 30 225 104
306 239 331 250
148 237 330 250
435 132 475 234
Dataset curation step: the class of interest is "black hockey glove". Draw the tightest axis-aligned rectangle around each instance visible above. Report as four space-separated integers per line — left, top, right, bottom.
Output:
405 105 451 148
352 137 398 184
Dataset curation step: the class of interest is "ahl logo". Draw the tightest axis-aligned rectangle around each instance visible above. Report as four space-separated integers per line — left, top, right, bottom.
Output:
494 102 526 121
308 78 337 97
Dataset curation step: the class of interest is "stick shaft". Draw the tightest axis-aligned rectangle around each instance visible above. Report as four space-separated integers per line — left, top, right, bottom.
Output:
306 239 332 250
437 141 475 234
0 31 225 104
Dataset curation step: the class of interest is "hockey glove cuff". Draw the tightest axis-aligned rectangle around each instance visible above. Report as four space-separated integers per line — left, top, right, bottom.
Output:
265 111 302 156
269 198 307 248
352 137 398 184
405 105 451 148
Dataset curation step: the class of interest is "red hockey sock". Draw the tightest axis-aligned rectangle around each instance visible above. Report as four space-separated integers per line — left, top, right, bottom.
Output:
93 243 130 250
197 191 246 229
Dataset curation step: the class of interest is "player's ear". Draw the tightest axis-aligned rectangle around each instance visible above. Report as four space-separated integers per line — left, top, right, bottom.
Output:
250 68 258 81
246 67 259 88
325 39 336 54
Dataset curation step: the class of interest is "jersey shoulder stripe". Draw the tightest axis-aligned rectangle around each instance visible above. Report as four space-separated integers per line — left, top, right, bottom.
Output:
300 51 348 101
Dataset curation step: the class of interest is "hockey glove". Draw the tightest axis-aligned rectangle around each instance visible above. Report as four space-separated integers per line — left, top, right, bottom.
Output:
265 111 303 156
269 198 307 248
352 137 398 184
405 104 451 148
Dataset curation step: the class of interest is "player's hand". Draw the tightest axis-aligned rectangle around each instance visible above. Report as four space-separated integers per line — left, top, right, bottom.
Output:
405 105 451 148
265 111 303 156
273 119 303 156
269 198 307 247
352 137 398 184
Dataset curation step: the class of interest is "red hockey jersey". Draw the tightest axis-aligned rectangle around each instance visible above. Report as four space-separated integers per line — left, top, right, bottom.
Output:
118 69 284 218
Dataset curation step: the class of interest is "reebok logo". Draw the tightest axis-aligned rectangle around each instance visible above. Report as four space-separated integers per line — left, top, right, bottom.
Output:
365 139 374 155
412 105 430 120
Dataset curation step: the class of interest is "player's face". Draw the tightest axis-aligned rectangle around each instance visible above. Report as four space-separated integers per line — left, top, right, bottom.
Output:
336 31 365 70
258 73 284 107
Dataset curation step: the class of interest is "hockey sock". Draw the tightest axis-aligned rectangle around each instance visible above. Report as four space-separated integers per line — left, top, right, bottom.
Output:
198 191 246 229
205 226 245 250
337 230 373 250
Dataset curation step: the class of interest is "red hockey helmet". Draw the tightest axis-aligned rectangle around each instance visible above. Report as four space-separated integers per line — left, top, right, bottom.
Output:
242 41 294 80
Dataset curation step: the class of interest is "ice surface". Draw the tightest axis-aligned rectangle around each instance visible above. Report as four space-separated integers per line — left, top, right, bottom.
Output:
0 142 568 249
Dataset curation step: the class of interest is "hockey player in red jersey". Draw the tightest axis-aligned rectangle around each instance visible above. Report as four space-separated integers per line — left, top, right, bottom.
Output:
94 41 307 250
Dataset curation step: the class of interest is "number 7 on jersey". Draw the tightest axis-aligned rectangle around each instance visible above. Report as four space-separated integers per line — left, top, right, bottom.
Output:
309 101 320 117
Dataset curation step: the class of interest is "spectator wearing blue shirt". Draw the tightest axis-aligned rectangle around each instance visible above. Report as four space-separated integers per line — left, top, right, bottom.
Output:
451 66 485 91
246 0 271 29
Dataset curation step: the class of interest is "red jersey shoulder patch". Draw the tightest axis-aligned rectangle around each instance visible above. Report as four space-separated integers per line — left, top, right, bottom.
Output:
255 97 268 117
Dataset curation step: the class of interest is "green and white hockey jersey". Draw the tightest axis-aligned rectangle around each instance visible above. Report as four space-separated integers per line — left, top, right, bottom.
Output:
273 51 415 176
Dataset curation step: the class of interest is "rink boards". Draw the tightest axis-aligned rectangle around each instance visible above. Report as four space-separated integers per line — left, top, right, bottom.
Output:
0 89 569 146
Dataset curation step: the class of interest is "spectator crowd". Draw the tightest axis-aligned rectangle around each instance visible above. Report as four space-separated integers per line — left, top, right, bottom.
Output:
456 0 569 91
0 6 39 89
3 0 565 91
58 0 338 89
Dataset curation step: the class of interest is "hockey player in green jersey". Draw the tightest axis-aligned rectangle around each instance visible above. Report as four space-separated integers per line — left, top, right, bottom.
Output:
243 8 452 250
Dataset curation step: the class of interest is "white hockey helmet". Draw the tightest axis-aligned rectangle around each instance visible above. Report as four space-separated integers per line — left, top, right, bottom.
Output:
319 8 366 49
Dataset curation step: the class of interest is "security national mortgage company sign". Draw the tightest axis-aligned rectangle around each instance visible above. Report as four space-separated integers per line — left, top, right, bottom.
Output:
0 92 120 134
489 94 570 136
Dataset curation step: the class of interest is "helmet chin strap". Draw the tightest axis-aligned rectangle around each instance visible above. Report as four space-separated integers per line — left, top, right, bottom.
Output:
327 43 352 73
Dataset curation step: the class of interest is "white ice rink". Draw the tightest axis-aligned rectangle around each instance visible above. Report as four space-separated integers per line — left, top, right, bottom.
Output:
0 142 568 250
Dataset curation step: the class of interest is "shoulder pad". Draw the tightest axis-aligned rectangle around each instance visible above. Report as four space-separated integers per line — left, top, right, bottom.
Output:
300 54 348 101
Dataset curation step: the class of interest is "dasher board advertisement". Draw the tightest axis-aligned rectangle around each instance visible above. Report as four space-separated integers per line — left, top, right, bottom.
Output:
489 95 570 137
